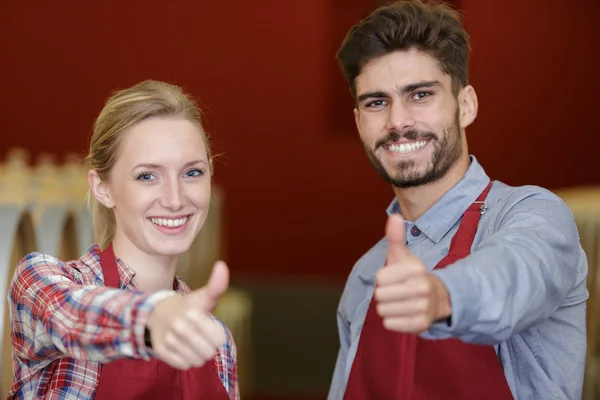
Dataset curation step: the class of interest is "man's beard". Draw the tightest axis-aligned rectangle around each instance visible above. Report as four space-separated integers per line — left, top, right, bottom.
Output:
363 109 462 189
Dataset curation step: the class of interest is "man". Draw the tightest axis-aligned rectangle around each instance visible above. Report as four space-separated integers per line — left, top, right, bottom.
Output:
328 1 588 399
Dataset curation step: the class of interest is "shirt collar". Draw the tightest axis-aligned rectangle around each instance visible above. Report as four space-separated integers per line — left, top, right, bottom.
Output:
85 244 186 293
385 155 491 244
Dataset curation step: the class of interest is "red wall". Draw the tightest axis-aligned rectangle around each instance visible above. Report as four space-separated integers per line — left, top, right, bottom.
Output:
1 0 598 281
463 0 600 189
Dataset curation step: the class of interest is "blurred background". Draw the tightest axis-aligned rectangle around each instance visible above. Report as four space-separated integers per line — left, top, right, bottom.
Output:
1 0 599 399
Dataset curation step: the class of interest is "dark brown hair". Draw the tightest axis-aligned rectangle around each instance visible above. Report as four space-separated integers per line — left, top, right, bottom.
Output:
336 0 470 97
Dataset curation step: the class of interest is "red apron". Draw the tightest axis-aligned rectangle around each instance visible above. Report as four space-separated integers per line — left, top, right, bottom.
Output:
343 183 514 400
94 244 231 400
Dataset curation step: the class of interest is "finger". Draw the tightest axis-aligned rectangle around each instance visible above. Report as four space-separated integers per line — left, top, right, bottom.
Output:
376 259 425 286
163 353 191 371
165 321 215 367
382 315 431 334
160 332 195 370
375 297 428 318
194 261 230 312
185 310 226 349
207 261 229 300
374 278 430 302
173 341 210 368
386 214 410 265
165 318 205 366
183 335 217 366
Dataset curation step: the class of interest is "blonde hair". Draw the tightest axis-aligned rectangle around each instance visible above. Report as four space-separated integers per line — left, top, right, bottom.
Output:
86 80 212 249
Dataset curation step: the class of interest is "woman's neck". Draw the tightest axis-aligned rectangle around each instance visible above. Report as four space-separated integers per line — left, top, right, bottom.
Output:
110 236 179 292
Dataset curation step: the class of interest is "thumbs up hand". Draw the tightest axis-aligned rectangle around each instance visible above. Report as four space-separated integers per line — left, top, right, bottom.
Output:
374 214 451 334
146 261 229 370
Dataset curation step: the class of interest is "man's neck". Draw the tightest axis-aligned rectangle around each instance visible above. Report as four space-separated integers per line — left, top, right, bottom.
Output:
393 156 470 222
111 236 179 292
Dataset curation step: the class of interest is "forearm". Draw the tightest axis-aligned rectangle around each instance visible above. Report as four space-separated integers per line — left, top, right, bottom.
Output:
11 274 175 362
426 233 580 344
424 195 582 344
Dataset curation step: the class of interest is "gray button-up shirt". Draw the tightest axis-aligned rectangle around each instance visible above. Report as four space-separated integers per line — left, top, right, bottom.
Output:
328 156 588 400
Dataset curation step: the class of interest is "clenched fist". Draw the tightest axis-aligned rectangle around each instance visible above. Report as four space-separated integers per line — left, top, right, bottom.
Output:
146 260 229 370
374 214 451 334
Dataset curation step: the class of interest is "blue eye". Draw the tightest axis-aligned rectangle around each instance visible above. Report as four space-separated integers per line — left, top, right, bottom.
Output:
185 168 205 178
136 172 156 182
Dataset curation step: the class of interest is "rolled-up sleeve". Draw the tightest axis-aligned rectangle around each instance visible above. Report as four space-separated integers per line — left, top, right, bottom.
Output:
425 188 586 344
9 252 177 364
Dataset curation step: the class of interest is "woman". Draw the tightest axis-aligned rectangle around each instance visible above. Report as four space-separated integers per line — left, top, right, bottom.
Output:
7 80 238 399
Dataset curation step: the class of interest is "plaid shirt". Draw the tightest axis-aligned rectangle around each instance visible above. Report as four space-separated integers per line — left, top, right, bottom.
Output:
7 245 239 399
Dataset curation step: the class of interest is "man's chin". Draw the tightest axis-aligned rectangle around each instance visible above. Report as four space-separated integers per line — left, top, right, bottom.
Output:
385 169 434 189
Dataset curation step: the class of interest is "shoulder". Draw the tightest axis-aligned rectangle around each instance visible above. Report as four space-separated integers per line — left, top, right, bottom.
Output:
490 180 570 206
488 181 575 227
484 181 583 267
10 245 103 296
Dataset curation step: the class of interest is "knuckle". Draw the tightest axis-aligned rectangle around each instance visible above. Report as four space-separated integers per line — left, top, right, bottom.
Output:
373 288 382 301
416 281 431 296
188 356 202 368
185 309 200 322
202 347 217 361
382 318 396 331
171 318 186 335
417 298 429 312
164 332 179 348
411 260 427 273
382 318 392 330
192 343 212 363
179 362 191 371
417 316 430 331
209 320 225 339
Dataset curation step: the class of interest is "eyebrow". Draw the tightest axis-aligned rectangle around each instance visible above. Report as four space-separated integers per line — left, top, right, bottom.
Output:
398 80 442 94
132 159 207 171
356 80 442 103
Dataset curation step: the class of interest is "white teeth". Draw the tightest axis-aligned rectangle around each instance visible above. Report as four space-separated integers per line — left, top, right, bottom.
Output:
150 216 188 227
388 140 427 154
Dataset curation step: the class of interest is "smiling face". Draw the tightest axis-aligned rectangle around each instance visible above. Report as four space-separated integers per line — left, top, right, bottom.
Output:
91 116 211 257
354 48 474 188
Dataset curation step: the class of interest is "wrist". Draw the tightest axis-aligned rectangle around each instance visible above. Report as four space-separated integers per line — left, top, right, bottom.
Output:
137 291 177 357
431 275 452 321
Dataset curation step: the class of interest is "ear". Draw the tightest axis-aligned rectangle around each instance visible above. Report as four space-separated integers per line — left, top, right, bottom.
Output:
353 107 360 132
88 169 115 208
458 85 478 129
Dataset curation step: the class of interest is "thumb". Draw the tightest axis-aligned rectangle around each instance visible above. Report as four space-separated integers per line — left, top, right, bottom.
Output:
196 260 229 312
386 214 410 265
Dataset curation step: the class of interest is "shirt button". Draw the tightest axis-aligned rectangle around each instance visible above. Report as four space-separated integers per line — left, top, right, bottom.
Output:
411 226 421 237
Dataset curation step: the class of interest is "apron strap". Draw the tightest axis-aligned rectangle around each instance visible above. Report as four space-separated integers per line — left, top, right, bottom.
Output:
99 244 121 289
446 182 493 259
